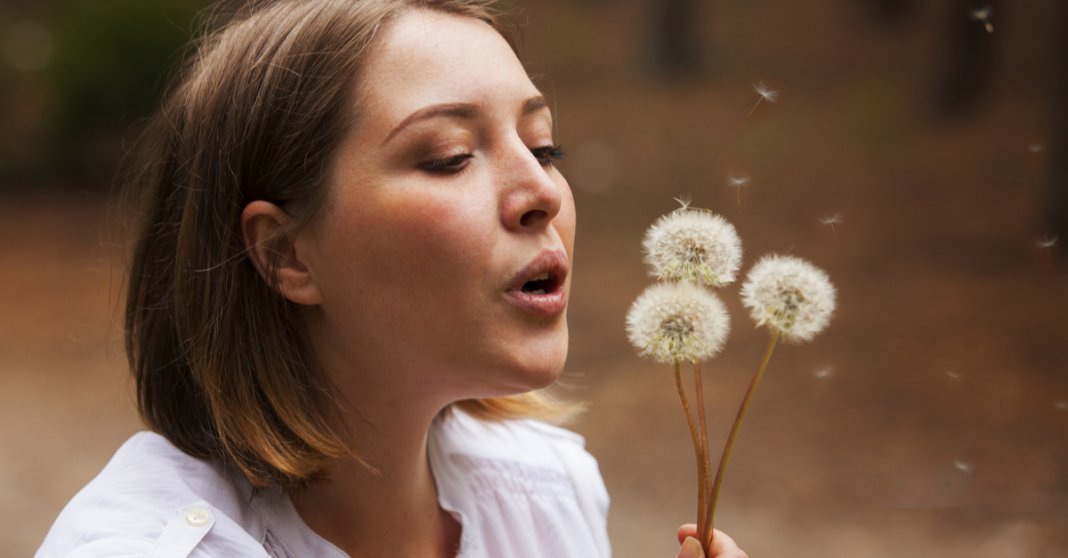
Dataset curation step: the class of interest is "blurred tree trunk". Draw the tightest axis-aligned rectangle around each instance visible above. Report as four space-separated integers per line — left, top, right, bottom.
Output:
935 0 996 118
1052 2 1068 242
649 0 700 77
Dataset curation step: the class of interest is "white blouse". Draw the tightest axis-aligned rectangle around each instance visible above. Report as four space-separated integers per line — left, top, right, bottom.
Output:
36 409 611 558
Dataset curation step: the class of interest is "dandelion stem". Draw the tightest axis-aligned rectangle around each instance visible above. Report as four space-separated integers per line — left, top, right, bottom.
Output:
746 98 762 118
674 359 707 551
693 361 713 550
704 332 780 548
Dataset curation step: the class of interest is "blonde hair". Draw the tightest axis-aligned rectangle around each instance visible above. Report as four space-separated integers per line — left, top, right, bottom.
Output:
124 0 574 491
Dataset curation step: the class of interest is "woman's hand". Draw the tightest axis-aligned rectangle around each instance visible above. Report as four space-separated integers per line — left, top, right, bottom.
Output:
674 524 748 558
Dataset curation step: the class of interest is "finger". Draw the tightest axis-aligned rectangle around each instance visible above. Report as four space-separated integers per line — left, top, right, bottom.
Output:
676 524 698 545
676 536 705 558
709 529 748 558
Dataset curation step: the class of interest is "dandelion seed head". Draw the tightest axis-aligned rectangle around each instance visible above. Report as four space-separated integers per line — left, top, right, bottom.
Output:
642 209 743 287
727 175 751 188
626 282 731 364
753 82 779 103
741 255 836 342
1036 235 1058 249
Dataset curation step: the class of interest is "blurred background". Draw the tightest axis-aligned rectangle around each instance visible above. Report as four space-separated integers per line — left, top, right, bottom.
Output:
2 0 1067 556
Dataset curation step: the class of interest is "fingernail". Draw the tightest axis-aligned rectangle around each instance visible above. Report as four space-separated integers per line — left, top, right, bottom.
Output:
679 536 704 558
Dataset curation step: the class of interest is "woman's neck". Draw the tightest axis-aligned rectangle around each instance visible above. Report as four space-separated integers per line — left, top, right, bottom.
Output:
289 395 461 558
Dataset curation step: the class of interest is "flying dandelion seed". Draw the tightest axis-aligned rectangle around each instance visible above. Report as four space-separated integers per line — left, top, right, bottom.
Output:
813 366 834 379
819 214 842 227
1036 236 1058 249
819 213 843 244
945 369 962 382
1054 401 1068 411
747 82 779 117
642 208 744 288
726 175 750 206
1028 143 1045 154
969 6 993 33
741 255 836 343
625 282 731 364
953 460 974 475
673 195 693 211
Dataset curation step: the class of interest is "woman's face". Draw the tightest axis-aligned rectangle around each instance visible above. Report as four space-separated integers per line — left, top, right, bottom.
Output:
300 9 575 402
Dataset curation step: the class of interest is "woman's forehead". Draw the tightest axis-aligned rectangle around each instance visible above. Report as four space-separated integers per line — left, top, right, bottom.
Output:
357 9 541 128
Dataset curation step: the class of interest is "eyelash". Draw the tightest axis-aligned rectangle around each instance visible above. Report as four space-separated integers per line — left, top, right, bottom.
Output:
531 144 566 166
419 144 566 175
419 153 474 174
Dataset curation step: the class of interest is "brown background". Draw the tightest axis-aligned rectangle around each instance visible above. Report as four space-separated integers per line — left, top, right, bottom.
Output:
3 1 1067 556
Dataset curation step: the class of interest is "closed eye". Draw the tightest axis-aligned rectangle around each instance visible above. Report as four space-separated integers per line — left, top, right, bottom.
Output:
531 144 565 167
419 153 473 174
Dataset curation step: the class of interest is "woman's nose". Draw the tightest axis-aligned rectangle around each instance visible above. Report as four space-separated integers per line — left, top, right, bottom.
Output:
499 142 564 232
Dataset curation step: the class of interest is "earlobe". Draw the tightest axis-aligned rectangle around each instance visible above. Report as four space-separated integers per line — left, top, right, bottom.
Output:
241 200 323 306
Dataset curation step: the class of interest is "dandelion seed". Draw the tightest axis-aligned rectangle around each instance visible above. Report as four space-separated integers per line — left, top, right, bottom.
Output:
1028 143 1045 154
747 82 779 117
643 209 743 288
741 255 836 343
969 6 993 33
813 366 834 379
953 460 974 475
819 213 843 243
1054 400 1068 411
754 82 779 103
673 195 693 211
819 214 842 226
945 369 962 382
726 175 750 206
626 282 731 364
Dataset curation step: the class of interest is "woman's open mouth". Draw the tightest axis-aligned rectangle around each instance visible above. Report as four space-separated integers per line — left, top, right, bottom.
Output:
505 250 569 316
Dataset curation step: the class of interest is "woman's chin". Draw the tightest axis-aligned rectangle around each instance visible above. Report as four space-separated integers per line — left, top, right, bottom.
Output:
518 335 569 388
476 344 569 397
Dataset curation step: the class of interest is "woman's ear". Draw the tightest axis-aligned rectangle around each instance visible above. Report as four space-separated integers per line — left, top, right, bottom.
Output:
241 200 323 306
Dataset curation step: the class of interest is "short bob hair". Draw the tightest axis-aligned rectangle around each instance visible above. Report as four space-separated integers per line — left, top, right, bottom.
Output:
124 0 571 490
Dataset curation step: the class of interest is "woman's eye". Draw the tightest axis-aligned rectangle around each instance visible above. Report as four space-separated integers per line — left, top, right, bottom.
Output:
531 144 565 167
419 153 473 174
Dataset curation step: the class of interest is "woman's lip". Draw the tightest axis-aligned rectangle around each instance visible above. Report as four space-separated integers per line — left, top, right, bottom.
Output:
504 288 568 316
505 249 570 316
508 249 569 290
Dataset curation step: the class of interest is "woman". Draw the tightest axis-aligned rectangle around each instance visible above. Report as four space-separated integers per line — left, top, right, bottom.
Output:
37 1 745 557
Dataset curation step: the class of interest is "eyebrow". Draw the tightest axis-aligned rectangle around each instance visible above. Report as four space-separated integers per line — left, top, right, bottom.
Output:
382 95 549 145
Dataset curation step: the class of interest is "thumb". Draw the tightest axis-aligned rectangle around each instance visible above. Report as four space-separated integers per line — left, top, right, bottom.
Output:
676 536 705 558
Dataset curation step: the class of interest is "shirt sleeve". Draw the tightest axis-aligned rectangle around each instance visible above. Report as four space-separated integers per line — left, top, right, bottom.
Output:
45 537 154 558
